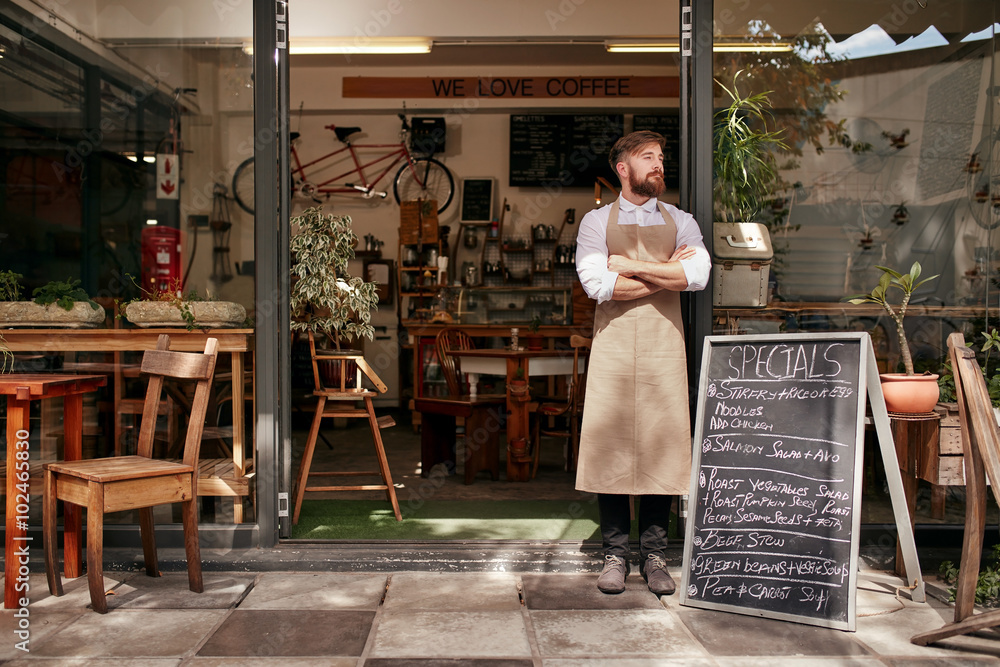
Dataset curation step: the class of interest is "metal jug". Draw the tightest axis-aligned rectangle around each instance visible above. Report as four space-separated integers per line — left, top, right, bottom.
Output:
464 263 479 286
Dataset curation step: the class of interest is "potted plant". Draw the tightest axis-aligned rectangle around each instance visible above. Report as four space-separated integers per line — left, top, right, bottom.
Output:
844 261 940 413
713 70 788 225
508 366 529 398
0 273 105 328
523 315 545 351
289 206 378 351
122 277 246 330
892 202 909 225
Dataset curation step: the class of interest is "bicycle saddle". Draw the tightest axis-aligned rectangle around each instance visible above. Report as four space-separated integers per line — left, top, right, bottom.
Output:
290 131 300 141
334 126 361 142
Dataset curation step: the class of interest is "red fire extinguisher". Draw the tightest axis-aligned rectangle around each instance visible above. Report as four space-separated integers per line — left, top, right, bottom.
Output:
140 226 182 295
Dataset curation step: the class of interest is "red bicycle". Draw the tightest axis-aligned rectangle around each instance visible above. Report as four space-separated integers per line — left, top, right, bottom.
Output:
232 112 454 215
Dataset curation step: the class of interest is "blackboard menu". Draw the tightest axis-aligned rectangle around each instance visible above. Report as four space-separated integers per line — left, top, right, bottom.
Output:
633 113 680 190
509 114 623 187
681 333 867 631
460 178 494 222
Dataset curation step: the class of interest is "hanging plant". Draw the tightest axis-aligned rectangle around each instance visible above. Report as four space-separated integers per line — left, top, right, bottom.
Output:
892 202 909 225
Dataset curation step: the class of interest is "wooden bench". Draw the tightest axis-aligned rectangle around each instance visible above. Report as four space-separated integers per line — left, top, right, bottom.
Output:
414 396 506 484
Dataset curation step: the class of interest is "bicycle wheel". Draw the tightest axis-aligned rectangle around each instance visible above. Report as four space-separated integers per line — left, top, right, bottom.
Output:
232 156 255 215
393 157 454 213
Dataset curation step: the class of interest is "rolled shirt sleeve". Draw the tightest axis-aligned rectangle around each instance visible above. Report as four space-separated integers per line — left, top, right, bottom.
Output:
673 207 712 292
576 198 711 302
575 207 618 303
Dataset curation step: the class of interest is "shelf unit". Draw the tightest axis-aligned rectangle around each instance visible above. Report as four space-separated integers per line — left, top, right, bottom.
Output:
398 199 445 320
454 201 577 289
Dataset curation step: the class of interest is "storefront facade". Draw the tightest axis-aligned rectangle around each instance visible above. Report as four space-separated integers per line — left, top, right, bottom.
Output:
1 0 998 552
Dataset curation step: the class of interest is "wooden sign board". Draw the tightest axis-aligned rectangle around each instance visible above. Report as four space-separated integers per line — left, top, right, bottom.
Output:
343 76 679 99
681 332 869 631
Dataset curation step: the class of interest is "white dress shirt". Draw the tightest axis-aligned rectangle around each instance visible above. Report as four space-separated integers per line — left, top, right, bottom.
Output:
576 196 711 304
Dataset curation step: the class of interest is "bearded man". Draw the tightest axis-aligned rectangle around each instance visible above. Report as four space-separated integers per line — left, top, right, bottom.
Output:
575 130 711 595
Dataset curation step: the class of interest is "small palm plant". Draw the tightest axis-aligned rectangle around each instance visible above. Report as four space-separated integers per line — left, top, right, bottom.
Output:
713 70 789 223
289 206 379 350
843 262 938 376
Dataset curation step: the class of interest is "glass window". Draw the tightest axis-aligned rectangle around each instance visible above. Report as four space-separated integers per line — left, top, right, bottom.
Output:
0 2 256 526
713 6 1000 527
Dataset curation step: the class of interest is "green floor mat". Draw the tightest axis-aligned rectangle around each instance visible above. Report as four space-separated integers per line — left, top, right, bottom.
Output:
291 499 603 541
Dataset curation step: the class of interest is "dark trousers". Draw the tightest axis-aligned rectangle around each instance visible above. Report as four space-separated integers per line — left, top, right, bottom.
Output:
598 493 671 560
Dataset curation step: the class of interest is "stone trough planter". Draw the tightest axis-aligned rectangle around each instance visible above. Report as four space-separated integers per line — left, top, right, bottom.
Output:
124 301 246 328
0 301 105 328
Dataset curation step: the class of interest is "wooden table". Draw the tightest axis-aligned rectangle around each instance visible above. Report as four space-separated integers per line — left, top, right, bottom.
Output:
452 349 577 482
0 329 254 522
2 374 106 610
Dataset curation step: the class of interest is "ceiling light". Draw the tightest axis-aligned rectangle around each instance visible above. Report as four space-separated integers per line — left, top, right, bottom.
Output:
243 37 432 56
605 39 792 53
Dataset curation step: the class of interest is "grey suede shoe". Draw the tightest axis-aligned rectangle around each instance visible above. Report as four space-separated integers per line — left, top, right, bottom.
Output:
597 554 630 594
642 554 676 596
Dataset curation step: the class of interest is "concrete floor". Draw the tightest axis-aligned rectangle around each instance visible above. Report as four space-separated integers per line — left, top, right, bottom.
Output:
4 561 1000 664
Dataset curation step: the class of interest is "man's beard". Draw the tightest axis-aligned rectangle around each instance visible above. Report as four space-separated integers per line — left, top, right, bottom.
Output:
629 169 665 198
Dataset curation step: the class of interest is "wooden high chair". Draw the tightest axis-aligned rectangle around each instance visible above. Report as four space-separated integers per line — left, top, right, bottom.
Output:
291 331 401 524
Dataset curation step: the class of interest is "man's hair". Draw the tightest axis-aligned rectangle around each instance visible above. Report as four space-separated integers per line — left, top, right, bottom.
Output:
608 131 666 169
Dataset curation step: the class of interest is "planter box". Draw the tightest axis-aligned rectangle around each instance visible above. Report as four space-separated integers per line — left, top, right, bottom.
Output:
124 301 246 328
0 301 105 328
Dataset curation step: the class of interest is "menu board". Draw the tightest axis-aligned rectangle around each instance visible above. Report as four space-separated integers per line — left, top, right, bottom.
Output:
509 114 623 187
681 333 867 631
460 178 494 222
633 113 680 190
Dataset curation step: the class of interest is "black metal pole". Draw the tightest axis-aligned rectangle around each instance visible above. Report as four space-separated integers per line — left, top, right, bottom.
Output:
252 0 287 547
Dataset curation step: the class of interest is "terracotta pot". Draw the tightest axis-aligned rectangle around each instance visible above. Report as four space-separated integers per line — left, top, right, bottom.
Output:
879 373 940 414
523 334 544 351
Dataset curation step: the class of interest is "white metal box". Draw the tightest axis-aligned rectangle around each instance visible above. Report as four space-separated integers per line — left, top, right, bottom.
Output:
712 222 773 308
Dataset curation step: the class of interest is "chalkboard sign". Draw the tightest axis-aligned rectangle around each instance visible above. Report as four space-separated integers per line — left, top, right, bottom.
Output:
509 114 623 187
460 178 494 222
681 332 868 631
632 113 680 190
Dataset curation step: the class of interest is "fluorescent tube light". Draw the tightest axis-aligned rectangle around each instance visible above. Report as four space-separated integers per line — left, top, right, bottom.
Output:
605 40 792 53
243 37 432 55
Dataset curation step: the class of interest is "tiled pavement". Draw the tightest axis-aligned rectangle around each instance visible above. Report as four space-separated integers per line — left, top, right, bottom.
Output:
3 565 1000 665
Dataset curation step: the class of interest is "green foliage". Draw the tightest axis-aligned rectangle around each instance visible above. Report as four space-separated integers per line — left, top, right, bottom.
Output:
938 361 957 403
32 278 99 312
937 332 1000 408
843 262 938 376
289 207 378 348
713 70 789 223
528 315 542 333
0 270 24 302
940 543 1000 608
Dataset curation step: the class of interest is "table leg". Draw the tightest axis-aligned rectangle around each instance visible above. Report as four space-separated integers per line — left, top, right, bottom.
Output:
62 393 83 578
231 352 245 524
505 358 531 482
5 396 30 610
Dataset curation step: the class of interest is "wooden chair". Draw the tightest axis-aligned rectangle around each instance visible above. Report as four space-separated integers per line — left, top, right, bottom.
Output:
43 334 219 614
436 328 474 397
532 335 590 477
292 331 401 524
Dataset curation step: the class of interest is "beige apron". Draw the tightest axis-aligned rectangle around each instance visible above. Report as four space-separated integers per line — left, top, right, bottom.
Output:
575 200 691 495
